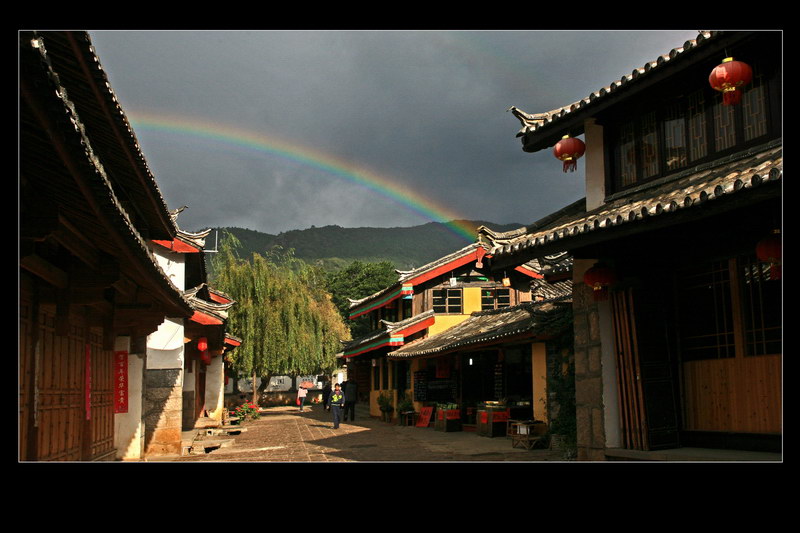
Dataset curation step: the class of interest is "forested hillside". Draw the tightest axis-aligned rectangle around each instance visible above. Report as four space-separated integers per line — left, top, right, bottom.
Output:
212 220 523 271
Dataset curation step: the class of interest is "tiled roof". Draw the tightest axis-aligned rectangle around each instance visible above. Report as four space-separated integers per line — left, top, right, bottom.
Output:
531 277 573 302
387 300 570 359
30 31 178 239
343 310 435 356
508 30 721 145
347 241 553 314
394 242 489 283
348 242 490 311
21 31 193 318
184 284 236 324
480 142 782 259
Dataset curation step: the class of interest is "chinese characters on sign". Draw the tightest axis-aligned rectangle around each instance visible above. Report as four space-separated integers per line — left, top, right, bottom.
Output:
114 351 128 414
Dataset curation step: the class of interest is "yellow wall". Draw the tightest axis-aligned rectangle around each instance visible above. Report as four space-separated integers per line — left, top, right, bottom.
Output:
428 287 483 336
464 286 482 313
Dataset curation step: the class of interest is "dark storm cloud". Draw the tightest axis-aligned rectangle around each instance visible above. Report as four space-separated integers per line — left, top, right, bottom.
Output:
88 29 701 234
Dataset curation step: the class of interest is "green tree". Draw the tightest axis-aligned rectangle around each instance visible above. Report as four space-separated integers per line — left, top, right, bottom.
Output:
211 233 350 403
326 260 399 338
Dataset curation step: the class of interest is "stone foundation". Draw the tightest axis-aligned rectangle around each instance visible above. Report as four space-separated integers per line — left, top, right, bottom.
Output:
572 264 608 461
144 368 183 456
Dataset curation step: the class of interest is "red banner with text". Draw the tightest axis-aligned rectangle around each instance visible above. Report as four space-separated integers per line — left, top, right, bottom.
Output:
114 351 128 414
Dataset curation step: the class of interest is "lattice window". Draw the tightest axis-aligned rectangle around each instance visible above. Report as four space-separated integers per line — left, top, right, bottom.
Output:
432 288 462 314
743 72 768 142
739 254 781 356
664 104 688 171
616 121 637 187
713 101 736 151
687 90 708 162
676 260 735 361
481 288 511 311
640 112 660 179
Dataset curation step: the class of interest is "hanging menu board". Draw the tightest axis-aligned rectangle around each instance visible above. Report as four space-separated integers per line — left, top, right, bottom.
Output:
494 363 504 400
413 371 428 402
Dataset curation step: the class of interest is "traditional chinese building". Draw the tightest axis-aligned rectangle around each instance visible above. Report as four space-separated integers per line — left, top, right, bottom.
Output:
20 30 241 461
387 281 572 429
20 31 194 460
342 241 558 421
483 30 782 460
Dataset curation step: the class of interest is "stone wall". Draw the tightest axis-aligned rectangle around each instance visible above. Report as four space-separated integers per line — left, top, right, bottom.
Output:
572 281 608 461
143 368 183 456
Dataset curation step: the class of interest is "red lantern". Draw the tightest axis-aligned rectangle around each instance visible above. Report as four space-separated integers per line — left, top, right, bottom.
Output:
197 337 208 352
709 57 753 106
756 229 781 280
201 350 211 365
553 135 586 173
583 263 616 301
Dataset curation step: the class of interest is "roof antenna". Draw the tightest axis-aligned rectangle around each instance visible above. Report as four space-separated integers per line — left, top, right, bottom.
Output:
204 230 219 253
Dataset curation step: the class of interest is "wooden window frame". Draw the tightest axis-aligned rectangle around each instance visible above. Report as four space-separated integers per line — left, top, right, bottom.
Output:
675 254 781 362
432 287 463 314
481 287 512 311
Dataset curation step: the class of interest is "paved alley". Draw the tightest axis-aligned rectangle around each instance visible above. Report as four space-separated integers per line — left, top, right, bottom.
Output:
172 404 566 463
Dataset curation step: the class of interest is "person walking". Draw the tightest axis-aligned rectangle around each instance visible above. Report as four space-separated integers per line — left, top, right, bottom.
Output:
328 382 345 429
343 379 358 422
321 378 332 412
297 385 308 412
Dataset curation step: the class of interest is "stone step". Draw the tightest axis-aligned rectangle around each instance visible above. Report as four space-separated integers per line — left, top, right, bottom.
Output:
193 438 235 454
205 426 247 436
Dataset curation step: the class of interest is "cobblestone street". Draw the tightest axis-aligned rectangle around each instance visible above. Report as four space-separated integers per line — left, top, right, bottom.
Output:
172 405 566 463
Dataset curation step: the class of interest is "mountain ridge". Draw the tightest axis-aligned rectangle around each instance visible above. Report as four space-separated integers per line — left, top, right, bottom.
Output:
209 220 524 271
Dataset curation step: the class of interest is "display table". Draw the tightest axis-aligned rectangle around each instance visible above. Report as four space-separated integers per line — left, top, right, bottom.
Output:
400 411 417 427
434 408 462 432
509 421 547 450
476 406 509 437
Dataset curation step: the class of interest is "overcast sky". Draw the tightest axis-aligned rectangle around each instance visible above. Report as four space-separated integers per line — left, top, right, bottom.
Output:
88 29 701 236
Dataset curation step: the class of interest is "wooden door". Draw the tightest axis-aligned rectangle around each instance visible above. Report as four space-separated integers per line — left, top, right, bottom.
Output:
611 285 680 450
20 279 117 461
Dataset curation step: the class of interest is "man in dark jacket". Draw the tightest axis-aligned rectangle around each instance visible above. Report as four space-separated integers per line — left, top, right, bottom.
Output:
321 378 332 411
342 379 358 422
328 383 345 429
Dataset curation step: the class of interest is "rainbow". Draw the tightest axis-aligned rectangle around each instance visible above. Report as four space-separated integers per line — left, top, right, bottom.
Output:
127 111 477 242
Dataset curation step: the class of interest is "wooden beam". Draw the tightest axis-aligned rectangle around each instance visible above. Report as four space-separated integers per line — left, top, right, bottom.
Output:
20 254 69 288
51 215 101 271
19 212 59 241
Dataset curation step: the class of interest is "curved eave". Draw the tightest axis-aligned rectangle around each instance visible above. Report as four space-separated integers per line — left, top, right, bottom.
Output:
33 31 177 239
21 33 192 318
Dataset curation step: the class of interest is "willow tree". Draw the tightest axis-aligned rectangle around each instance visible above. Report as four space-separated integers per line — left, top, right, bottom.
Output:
211 233 350 403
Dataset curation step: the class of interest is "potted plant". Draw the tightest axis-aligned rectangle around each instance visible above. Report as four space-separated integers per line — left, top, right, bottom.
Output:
377 391 394 422
396 397 415 426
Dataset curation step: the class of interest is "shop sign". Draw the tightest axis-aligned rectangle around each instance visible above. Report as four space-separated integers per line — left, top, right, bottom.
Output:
416 407 434 427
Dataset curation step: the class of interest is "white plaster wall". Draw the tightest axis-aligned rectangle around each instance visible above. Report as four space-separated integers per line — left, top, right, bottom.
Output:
151 244 186 293
146 317 185 373
584 118 606 211
113 337 146 460
204 357 225 420
598 302 621 448
183 359 195 391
